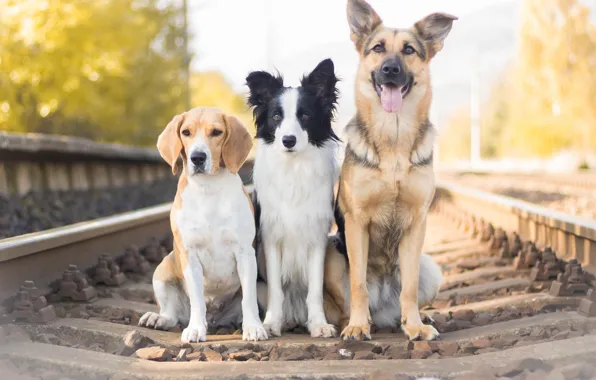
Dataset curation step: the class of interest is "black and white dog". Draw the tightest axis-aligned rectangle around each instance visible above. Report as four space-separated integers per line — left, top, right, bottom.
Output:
246 59 340 337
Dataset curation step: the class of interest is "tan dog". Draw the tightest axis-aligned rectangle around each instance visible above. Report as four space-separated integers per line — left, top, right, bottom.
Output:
324 1 457 341
138 107 267 342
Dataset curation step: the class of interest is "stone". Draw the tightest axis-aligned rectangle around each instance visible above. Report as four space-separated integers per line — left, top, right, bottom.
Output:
322 353 343 360
134 346 171 361
457 259 482 270
280 348 314 361
228 350 255 361
202 348 222 362
338 348 354 359
176 348 189 362
452 309 476 321
437 341 459 357
209 344 228 353
385 347 410 359
353 351 376 360
335 340 376 353
413 341 433 351
122 330 154 356
186 352 204 361
411 350 433 359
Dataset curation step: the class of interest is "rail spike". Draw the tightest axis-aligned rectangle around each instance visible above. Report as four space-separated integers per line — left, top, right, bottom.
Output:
530 247 564 282
549 259 591 297
11 281 56 323
119 245 151 274
51 264 97 302
92 254 126 286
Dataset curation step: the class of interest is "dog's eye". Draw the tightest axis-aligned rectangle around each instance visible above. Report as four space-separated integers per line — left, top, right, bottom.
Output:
211 129 223 137
403 45 416 55
181 129 191 137
372 43 385 53
272 113 282 121
300 112 311 121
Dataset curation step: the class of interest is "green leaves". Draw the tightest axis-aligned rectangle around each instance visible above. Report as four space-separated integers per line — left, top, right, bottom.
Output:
0 0 188 146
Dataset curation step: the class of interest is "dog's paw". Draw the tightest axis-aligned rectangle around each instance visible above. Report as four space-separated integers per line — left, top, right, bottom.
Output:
138 312 176 330
308 323 337 338
262 318 283 337
242 323 268 341
181 324 207 343
401 323 440 341
340 324 371 341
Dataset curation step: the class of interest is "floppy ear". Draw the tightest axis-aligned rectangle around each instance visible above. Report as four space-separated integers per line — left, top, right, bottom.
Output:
347 0 383 51
414 13 458 59
300 58 339 115
157 113 185 175
221 115 253 174
245 71 284 108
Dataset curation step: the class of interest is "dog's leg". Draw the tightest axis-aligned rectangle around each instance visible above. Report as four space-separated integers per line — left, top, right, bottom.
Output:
262 238 284 336
306 244 337 338
340 215 372 341
139 253 183 330
398 217 440 341
236 246 268 341
181 252 208 343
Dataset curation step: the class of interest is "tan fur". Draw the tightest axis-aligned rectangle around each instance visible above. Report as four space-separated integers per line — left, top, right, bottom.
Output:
327 0 456 341
154 107 254 281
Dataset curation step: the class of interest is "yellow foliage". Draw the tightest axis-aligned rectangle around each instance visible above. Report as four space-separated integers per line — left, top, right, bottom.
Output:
444 0 596 159
0 0 188 146
191 72 255 136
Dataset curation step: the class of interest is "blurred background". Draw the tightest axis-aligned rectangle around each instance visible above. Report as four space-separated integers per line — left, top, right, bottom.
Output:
1 0 596 171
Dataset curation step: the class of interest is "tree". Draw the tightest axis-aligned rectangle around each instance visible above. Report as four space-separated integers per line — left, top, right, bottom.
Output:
0 0 187 146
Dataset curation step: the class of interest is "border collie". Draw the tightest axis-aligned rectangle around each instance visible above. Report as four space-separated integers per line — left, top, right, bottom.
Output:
246 58 340 337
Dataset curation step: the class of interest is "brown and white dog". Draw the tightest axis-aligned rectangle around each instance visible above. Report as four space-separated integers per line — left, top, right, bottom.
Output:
138 107 268 342
324 1 457 341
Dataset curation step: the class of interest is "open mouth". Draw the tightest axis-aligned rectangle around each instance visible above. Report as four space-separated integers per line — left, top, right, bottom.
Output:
372 74 413 113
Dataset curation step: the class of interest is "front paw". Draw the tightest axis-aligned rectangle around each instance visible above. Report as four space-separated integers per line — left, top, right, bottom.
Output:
242 323 268 341
401 323 440 341
262 317 283 337
181 323 207 343
308 323 337 338
340 324 371 341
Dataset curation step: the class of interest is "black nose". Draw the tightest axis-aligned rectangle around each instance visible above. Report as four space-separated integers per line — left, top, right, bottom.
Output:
190 151 207 166
381 60 401 76
282 135 297 148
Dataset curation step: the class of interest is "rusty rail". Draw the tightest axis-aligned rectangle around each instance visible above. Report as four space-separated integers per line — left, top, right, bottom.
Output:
435 181 596 270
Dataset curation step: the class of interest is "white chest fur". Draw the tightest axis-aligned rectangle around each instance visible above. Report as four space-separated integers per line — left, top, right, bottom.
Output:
175 170 255 298
254 141 339 285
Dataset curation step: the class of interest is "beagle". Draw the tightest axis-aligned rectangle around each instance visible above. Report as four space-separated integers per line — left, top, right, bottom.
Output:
138 107 268 342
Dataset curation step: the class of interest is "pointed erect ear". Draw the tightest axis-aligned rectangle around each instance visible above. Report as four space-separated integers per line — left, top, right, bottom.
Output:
157 113 185 175
221 115 253 174
414 13 458 59
300 58 339 114
347 0 383 51
245 71 284 108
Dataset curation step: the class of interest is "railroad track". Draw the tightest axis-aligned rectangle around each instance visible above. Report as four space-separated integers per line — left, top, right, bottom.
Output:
1 178 596 380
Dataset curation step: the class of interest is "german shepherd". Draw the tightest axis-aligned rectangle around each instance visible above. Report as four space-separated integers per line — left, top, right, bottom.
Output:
323 0 457 341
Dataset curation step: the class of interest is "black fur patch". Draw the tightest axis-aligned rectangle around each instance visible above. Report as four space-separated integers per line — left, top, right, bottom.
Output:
333 182 347 258
411 119 434 167
345 145 379 169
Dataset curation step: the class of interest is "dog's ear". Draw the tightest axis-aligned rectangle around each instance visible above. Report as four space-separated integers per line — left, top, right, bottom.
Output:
221 114 253 174
300 58 339 115
246 71 284 108
414 13 458 59
157 113 185 175
347 0 383 51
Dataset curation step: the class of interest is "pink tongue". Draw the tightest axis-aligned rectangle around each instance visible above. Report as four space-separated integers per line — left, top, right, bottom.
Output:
380 85 403 113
